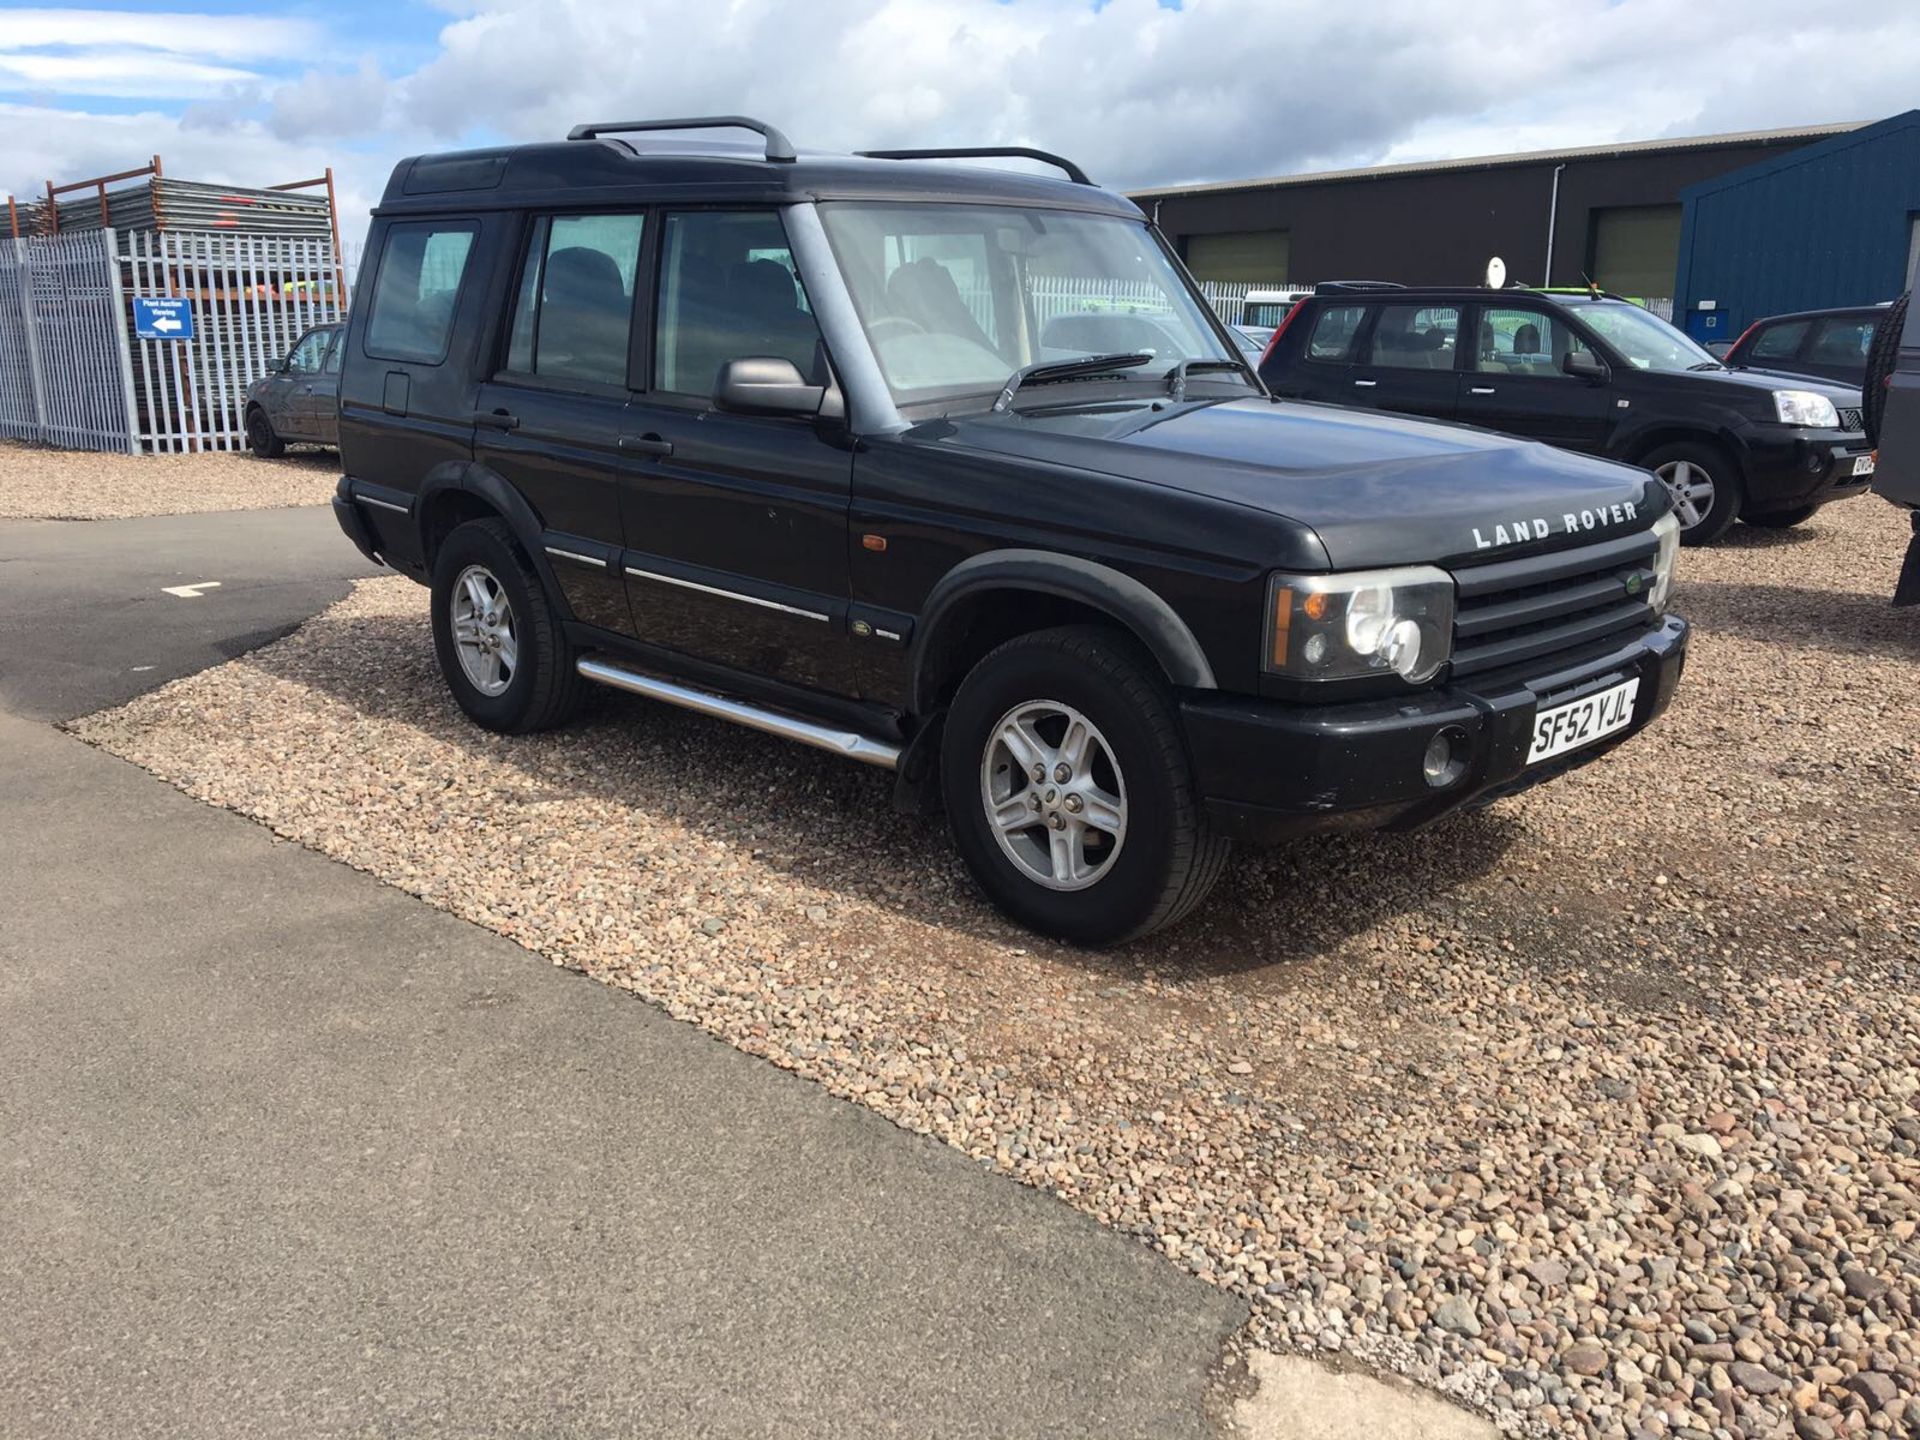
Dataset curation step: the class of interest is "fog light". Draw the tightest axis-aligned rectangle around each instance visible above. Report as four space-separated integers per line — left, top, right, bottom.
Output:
1422 728 1468 788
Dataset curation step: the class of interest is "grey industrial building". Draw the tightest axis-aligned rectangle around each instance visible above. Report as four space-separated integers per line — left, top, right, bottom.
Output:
1134 116 1919 338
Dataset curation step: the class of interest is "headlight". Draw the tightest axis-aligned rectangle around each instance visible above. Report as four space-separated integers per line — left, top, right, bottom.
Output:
1649 511 1680 611
1266 566 1453 683
1772 389 1839 427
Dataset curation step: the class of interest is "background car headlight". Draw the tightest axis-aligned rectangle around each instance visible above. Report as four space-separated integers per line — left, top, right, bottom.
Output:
1267 566 1453 683
1649 511 1680 611
1772 389 1839 428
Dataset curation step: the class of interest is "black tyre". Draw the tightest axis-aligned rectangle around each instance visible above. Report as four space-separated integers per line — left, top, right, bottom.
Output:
1643 440 1742 546
940 625 1229 946
430 517 583 733
1742 504 1819 530
1863 290 1907 446
245 406 284 459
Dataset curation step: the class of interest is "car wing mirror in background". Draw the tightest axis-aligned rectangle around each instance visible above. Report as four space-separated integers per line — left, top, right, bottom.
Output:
715 357 826 416
1563 349 1609 382
267 357 290 374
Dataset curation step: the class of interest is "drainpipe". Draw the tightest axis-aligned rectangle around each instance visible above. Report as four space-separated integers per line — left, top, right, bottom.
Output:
1543 163 1566 287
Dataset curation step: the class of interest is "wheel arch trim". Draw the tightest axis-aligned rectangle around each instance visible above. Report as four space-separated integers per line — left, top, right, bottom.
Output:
908 549 1217 713
408 462 568 614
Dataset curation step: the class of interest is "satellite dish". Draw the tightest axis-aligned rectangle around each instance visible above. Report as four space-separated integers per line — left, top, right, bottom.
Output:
1485 256 1507 289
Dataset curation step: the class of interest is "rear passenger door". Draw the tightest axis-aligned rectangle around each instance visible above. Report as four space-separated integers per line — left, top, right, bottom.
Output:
1269 301 1367 401
615 208 857 697
1455 304 1611 452
1348 303 1462 423
469 211 649 637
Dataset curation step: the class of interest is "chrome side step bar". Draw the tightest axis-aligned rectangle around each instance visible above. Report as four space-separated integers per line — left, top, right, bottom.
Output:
576 657 901 770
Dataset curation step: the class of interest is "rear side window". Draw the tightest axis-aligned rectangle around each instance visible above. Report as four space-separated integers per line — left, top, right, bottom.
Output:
504 213 646 387
1806 316 1875 367
364 221 477 364
1306 304 1365 361
1366 304 1459 370
1748 320 1808 360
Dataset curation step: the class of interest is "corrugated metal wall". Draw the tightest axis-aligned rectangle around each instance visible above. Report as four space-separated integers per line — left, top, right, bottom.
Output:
1676 112 1920 334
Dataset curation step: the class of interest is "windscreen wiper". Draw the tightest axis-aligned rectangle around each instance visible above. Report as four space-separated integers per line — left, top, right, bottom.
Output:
1686 360 1726 371
1166 358 1249 403
993 352 1155 412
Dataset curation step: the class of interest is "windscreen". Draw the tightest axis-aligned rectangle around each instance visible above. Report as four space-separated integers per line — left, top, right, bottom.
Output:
1568 301 1720 373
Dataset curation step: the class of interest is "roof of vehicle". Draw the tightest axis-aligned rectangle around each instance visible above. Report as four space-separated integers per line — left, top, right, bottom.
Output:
376 125 1142 220
1303 284 1645 308
1730 303 1892 328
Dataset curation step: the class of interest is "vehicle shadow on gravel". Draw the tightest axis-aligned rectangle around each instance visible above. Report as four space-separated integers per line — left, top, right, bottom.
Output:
1714 525 1820 551
253 605 1524 976
1678 579 1920 661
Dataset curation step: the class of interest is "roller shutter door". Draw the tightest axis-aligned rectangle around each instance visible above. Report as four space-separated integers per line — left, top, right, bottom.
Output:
1589 206 1680 299
1183 230 1290 283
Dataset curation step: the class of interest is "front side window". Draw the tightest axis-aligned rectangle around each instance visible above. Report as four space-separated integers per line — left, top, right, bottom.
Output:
1307 304 1364 360
321 330 343 373
286 328 331 373
1749 320 1809 360
654 211 822 397
819 201 1236 406
1474 307 1575 376
364 221 477 364
1366 304 1459 370
504 212 646 387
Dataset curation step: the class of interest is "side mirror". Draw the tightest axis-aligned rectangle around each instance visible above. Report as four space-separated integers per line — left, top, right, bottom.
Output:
268 357 290 374
1563 349 1609 382
715 357 825 416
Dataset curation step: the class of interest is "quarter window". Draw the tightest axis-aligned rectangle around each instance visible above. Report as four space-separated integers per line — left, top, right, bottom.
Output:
1474 308 1575 375
1307 304 1364 361
364 221 477 364
1366 304 1459 370
1749 320 1809 361
653 211 822 397
503 212 646 387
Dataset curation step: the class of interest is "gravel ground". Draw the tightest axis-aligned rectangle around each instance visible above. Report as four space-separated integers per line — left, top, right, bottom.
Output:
74 500 1920 1440
0 441 338 520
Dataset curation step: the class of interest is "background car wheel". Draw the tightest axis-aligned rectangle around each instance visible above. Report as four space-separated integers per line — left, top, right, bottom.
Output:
940 625 1229 946
1742 504 1819 529
1644 441 1742 545
1863 290 1907 446
430 517 582 733
245 407 284 459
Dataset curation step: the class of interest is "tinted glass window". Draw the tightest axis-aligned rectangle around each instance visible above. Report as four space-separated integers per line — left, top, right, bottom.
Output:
321 330 343 374
364 221 477 364
504 212 645 386
1474 307 1576 376
1306 304 1364 361
654 211 823 397
1366 304 1459 370
1807 316 1876 367
287 328 330 373
1749 320 1809 360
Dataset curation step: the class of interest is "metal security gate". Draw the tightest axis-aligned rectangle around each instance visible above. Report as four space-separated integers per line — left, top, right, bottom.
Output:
120 230 348 452
0 231 137 451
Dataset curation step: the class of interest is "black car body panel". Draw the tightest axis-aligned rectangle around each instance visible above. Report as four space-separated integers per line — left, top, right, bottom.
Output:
333 131 1688 862
1259 288 1872 521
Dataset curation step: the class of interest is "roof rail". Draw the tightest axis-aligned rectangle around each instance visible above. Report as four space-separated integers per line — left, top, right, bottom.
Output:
855 147 1093 187
567 116 797 164
1313 280 1406 294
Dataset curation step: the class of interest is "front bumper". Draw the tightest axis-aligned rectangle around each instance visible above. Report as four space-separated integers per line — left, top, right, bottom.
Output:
1739 426 1874 510
1184 616 1689 843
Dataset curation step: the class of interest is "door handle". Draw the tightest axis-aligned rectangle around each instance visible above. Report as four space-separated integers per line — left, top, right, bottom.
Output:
618 434 674 458
473 410 520 431
1353 379 1377 388
1470 386 1497 395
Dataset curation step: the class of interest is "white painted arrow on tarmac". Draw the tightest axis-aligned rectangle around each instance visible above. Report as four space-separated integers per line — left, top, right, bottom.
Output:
161 581 222 598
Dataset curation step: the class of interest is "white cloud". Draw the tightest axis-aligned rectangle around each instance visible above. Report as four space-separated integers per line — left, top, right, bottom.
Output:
0 7 320 58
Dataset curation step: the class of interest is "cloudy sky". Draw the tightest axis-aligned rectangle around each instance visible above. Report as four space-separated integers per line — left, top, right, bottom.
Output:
5 0 1919 249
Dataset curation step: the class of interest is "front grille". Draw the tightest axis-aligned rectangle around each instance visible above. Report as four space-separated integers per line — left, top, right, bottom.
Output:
1450 530 1659 680
1838 406 1863 432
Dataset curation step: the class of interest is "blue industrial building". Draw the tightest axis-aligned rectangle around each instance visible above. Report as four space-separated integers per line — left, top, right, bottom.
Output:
1675 109 1920 345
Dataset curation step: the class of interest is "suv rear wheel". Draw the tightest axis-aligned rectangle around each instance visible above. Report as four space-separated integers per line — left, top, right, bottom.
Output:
1644 441 1741 545
940 625 1229 945
430 518 582 733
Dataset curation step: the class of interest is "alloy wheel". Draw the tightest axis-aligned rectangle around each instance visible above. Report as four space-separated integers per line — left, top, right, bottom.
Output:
980 699 1128 891
1656 459 1715 530
450 564 518 696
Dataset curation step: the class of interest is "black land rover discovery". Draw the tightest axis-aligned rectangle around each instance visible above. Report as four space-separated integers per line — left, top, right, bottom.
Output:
1259 284 1874 545
331 118 1689 945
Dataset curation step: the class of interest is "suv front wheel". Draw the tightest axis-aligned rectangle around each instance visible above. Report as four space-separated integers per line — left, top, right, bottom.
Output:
940 626 1229 945
430 518 583 733
1644 441 1742 545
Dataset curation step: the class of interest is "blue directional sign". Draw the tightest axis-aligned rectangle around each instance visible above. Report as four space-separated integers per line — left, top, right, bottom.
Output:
133 297 194 341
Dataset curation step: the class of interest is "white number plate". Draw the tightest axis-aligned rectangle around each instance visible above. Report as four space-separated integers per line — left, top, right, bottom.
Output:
1527 677 1641 765
1853 454 1877 477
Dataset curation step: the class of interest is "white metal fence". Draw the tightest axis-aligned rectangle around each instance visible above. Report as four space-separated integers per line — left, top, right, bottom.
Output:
0 232 136 451
0 227 348 455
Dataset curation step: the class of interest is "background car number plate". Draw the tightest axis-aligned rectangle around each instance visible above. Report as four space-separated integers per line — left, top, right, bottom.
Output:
1853 454 1877 476
1527 677 1641 765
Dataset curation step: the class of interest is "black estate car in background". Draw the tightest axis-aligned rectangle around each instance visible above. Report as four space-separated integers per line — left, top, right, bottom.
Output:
245 321 344 455
1721 304 1887 389
329 118 1687 943
1259 285 1873 543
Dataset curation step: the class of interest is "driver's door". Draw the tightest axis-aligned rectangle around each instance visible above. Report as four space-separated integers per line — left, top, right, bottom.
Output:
615 208 858 697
